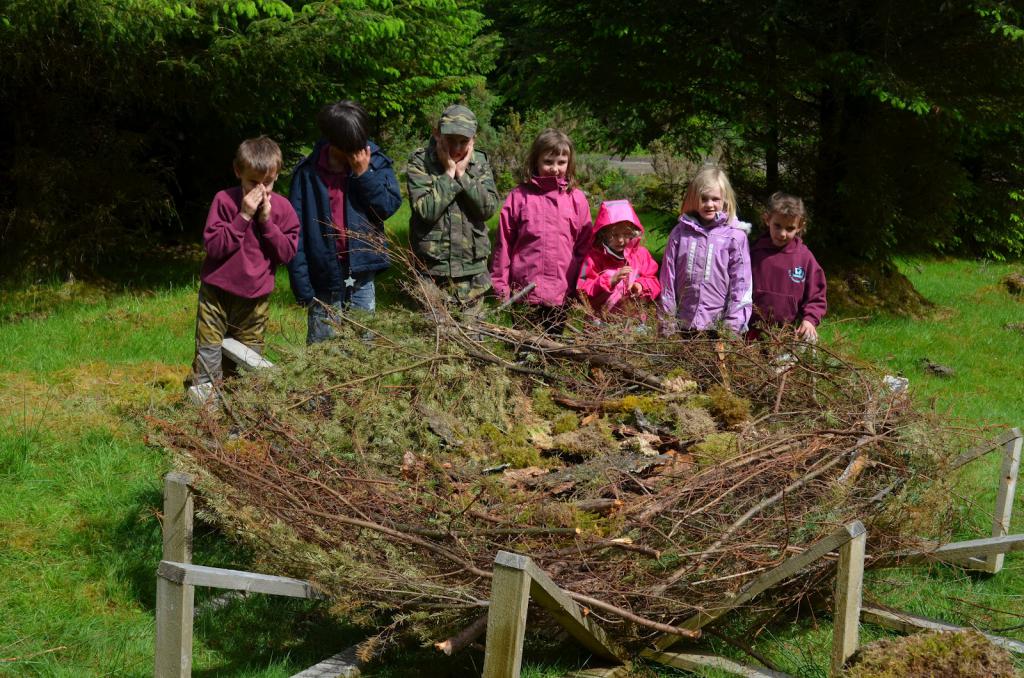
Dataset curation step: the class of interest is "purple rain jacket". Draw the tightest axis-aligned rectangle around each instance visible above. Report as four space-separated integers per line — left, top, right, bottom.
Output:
657 211 752 333
750 233 827 328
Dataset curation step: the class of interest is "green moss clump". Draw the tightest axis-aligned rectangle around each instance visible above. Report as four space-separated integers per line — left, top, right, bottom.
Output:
479 422 544 468
691 433 738 466
671 405 718 440
531 387 562 418
844 630 1018 677
614 395 667 416
552 412 580 435
707 385 751 427
551 418 617 457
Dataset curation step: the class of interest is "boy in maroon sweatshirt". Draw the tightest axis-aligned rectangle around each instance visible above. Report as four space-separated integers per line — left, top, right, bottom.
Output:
191 136 300 388
749 192 826 341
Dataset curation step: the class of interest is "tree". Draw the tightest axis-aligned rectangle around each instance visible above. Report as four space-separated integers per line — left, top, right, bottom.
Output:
0 0 496 277
486 0 1024 261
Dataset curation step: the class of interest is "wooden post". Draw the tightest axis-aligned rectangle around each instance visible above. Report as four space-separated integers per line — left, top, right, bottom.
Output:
155 472 195 678
984 429 1022 574
482 558 532 678
831 529 865 676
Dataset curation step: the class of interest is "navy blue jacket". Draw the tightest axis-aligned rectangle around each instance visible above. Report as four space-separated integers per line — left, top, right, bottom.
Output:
287 140 402 304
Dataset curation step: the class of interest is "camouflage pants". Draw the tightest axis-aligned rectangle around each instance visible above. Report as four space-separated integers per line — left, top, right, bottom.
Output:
190 282 269 384
420 271 492 320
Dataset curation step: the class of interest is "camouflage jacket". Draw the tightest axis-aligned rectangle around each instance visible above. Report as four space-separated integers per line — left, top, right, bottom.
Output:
407 140 499 277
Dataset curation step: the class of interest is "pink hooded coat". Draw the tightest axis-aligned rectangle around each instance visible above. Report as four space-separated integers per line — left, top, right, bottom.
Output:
658 211 753 333
577 200 660 315
490 175 593 307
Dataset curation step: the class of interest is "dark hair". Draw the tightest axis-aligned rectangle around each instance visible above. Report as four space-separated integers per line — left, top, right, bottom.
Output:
523 128 576 186
317 100 370 153
234 135 283 174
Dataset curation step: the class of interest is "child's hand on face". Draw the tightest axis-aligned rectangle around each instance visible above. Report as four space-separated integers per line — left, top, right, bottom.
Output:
611 266 633 285
348 146 371 177
796 319 818 342
257 191 272 224
241 184 264 221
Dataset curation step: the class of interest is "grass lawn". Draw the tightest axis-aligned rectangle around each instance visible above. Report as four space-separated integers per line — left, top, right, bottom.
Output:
1 204 1022 677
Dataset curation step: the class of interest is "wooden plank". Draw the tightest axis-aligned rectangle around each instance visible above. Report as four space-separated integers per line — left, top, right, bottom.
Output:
831 531 865 676
482 561 532 678
162 472 194 563
861 605 1024 655
873 533 1024 568
495 551 626 662
290 644 364 677
155 576 195 678
563 665 633 678
155 472 195 678
951 428 1021 470
222 337 274 370
655 521 865 651
157 561 322 599
985 431 1022 573
641 650 791 677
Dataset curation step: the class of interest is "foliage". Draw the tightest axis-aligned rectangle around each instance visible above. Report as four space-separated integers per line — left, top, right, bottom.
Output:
486 0 1024 261
0 0 496 278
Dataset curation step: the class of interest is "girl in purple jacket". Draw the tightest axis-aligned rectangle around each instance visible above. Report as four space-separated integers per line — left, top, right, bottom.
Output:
749 192 826 341
490 129 593 332
658 166 753 335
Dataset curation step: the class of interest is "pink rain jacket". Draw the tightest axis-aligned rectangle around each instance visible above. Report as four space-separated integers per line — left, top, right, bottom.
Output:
658 211 752 333
577 200 660 315
490 175 593 307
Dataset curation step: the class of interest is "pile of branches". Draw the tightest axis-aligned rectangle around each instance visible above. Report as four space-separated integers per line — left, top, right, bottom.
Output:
153 275 968 651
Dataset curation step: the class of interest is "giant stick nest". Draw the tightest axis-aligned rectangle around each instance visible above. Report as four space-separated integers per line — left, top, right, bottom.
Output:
152 274 975 652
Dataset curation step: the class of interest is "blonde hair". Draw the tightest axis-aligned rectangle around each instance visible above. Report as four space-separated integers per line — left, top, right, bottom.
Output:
234 135 283 175
765 192 807 224
680 166 738 220
524 128 576 186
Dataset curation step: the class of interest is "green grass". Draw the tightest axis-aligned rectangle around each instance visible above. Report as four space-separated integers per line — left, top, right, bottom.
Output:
1 224 1022 678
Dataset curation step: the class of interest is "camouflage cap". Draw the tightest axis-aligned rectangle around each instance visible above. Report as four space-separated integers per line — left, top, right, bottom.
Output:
438 104 477 137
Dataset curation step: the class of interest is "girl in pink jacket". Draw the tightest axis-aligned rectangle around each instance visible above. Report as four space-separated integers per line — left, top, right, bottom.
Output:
490 129 593 332
577 199 660 317
658 166 753 335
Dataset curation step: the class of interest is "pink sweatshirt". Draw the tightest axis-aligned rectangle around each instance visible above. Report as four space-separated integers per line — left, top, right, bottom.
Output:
200 187 300 299
490 175 593 307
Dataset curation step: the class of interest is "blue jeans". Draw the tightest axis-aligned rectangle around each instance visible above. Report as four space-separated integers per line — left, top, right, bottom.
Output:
306 272 376 344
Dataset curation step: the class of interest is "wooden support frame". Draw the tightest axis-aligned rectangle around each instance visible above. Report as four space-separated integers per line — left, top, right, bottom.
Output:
153 473 359 678
155 472 195 678
654 521 866 651
483 550 628 678
985 428 1022 573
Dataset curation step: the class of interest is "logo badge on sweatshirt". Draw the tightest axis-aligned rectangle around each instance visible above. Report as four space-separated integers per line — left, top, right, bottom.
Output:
788 267 806 283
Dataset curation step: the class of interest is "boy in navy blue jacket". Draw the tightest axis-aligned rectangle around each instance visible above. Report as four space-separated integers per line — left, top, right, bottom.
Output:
287 100 402 343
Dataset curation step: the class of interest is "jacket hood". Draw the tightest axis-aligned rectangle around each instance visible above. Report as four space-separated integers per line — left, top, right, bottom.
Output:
527 174 569 192
681 211 751 234
594 199 644 236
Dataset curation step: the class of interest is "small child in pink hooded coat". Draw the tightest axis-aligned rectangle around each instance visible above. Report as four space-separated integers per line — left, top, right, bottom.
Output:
577 200 660 317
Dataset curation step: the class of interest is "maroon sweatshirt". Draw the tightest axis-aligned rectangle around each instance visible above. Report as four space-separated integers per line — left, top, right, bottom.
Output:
200 188 300 299
750 234 827 327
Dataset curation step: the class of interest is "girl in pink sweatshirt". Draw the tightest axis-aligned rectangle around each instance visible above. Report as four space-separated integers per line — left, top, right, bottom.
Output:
490 129 593 332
